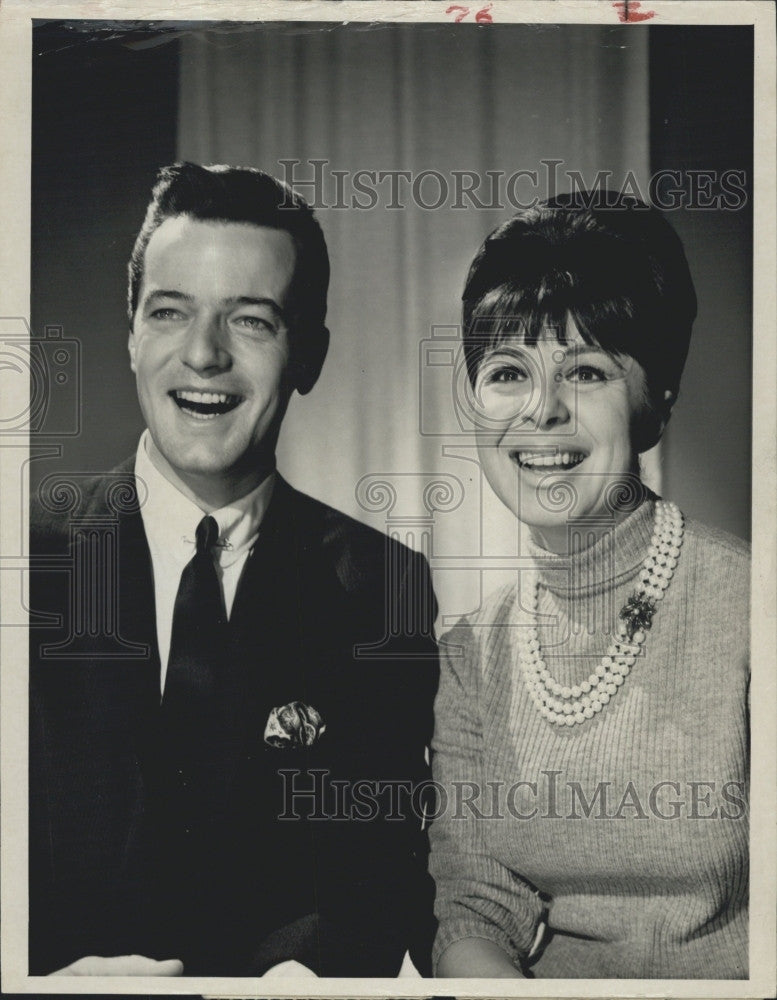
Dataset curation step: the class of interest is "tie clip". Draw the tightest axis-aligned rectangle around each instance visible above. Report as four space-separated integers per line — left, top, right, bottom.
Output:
181 534 233 550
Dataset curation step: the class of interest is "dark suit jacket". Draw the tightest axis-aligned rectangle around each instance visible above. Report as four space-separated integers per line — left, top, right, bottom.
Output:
29 460 439 977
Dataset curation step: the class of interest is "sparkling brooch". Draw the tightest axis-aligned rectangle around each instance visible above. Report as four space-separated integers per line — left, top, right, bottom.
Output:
619 593 657 641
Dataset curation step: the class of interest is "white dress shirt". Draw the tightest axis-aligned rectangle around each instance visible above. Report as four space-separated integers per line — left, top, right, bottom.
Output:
134 430 275 692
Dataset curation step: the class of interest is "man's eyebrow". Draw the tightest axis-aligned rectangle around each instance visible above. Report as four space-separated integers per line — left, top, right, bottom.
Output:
221 296 287 321
143 289 195 305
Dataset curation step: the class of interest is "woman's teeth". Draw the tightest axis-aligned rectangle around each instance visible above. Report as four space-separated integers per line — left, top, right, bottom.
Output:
515 451 586 470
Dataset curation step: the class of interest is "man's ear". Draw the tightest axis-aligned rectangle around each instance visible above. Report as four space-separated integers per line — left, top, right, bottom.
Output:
293 326 330 396
128 330 137 373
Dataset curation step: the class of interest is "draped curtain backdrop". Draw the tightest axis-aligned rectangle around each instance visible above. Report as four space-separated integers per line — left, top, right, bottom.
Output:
178 23 650 624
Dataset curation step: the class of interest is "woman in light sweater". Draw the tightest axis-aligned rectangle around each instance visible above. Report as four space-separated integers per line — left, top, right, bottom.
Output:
429 193 749 979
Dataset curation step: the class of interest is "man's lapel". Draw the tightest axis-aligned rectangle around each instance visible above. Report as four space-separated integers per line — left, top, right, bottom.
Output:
115 496 162 717
221 476 313 758
99 461 161 721
50 463 162 732
32 464 161 898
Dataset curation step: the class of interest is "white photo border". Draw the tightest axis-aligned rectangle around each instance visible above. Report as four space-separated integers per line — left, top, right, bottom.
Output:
1 1 774 996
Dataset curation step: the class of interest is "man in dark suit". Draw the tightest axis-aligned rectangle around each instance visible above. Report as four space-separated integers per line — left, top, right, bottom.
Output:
29 163 438 978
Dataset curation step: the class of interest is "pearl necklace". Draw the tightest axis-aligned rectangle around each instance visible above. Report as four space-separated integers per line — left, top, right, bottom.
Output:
518 500 684 727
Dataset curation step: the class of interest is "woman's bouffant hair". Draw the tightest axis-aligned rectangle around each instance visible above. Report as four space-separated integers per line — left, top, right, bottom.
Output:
462 191 697 449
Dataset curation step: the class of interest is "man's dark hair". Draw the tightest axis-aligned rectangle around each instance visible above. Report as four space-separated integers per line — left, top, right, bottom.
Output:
128 162 330 355
462 191 698 432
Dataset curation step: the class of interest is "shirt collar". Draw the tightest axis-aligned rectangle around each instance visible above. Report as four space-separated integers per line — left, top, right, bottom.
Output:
134 429 275 569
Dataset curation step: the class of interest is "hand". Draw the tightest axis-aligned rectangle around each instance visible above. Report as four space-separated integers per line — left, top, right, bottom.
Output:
261 959 318 980
436 938 524 977
50 955 183 976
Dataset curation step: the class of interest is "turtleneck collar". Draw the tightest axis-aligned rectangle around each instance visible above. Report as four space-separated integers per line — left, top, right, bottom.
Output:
523 494 659 600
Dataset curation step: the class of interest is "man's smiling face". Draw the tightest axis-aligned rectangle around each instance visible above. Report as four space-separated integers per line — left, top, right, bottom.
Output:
128 216 297 506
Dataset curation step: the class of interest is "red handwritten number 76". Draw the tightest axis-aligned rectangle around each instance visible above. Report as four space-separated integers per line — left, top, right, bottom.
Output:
612 1 655 22
446 4 494 24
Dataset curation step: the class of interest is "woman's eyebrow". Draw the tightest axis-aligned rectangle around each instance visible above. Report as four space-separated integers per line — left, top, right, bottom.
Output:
481 344 530 361
556 343 605 356
556 344 627 367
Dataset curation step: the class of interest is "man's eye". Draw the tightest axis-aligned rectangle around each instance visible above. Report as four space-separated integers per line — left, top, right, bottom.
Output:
569 365 607 383
150 308 184 321
233 315 274 333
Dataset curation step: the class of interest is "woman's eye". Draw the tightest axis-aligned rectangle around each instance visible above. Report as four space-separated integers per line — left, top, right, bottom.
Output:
569 365 607 383
487 365 527 384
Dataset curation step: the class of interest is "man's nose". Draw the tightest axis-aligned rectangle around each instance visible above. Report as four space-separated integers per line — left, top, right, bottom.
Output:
180 315 231 373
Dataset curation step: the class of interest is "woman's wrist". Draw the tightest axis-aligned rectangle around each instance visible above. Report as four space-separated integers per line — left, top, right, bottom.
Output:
436 936 524 978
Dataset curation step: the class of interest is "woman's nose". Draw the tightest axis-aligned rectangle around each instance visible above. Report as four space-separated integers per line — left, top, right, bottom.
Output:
526 373 571 429
180 315 231 373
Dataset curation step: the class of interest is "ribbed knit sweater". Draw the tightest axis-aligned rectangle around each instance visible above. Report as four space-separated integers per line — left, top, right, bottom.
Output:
430 498 749 979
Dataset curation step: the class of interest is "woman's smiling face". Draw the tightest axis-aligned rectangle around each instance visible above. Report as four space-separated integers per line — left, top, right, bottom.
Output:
473 317 650 552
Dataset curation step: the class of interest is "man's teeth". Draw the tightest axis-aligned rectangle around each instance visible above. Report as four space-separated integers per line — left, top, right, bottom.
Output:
172 390 241 419
175 390 236 405
516 451 586 469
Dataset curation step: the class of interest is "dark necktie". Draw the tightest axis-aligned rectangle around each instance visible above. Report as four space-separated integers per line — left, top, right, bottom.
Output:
163 515 227 716
152 516 229 964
